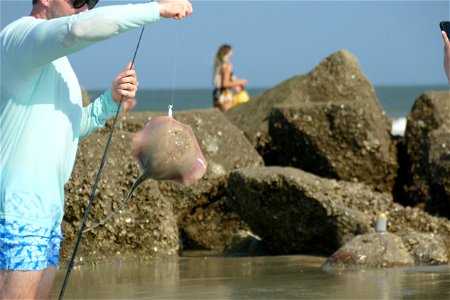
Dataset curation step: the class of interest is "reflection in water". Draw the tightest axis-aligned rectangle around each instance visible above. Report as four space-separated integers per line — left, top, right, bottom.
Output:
53 252 450 299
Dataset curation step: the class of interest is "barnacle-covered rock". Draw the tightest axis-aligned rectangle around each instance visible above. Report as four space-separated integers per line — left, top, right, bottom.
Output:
226 50 397 193
322 233 415 270
402 92 450 218
227 166 450 260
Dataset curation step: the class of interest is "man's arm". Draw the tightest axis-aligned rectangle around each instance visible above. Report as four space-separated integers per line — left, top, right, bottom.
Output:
6 2 160 74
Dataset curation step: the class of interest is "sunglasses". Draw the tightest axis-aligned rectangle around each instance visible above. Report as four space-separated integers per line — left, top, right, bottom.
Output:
72 0 99 10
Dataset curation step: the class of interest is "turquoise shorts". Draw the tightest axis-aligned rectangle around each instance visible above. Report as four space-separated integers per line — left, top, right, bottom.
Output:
0 219 62 271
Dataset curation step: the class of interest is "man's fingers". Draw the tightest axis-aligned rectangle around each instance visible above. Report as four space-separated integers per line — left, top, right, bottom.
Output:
116 89 136 99
118 83 137 92
159 0 193 20
184 1 193 16
126 61 133 70
118 76 138 86
120 69 137 80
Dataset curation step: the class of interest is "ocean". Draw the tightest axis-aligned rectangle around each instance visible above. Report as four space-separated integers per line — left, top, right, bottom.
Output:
88 85 449 136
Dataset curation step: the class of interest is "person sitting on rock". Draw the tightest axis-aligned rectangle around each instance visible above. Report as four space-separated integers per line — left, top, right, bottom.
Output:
212 44 248 111
442 30 450 84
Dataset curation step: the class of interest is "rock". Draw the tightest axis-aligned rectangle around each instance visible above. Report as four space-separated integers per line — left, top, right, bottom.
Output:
223 231 269 256
63 130 179 265
269 103 396 192
60 53 450 266
153 109 264 251
386 204 450 261
400 232 448 265
227 166 450 258
153 109 264 250
403 91 450 218
63 109 264 261
226 50 397 193
227 166 381 255
322 233 415 270
180 199 250 251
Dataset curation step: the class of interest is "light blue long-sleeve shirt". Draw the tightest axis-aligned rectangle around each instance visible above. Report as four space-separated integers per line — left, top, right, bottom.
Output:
0 2 160 228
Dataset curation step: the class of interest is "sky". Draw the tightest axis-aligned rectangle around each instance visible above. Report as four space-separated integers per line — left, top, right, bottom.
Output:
1 0 449 90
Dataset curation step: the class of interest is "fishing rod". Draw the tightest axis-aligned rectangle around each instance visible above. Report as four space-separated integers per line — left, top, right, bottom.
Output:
82 21 181 235
58 25 146 300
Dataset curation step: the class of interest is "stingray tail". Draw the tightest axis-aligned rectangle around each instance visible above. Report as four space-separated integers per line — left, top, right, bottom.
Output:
83 173 147 233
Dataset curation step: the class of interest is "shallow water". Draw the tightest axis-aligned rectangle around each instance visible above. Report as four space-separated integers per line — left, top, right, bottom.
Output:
53 252 450 299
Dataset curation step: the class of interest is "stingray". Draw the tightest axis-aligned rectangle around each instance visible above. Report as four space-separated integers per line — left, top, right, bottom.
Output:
84 108 207 232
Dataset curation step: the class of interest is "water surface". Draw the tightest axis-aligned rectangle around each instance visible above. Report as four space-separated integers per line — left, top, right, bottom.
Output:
88 85 449 118
53 252 450 299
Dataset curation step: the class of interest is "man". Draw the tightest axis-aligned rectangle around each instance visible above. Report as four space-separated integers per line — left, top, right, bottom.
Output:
0 0 193 299
442 30 450 84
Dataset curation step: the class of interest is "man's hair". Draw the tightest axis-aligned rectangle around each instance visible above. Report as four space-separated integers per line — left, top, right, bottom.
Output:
32 0 37 4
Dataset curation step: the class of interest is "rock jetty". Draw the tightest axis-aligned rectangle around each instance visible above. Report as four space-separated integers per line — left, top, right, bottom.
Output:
63 50 450 269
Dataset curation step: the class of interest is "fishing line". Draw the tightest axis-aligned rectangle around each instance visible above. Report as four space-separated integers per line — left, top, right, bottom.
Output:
82 22 181 234
170 22 180 109
58 26 146 300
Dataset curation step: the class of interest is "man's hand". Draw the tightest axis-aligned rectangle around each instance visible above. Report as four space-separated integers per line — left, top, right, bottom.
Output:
111 62 138 112
158 0 193 20
442 31 450 84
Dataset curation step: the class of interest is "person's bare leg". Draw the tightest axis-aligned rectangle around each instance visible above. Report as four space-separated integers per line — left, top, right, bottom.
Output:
0 270 7 295
0 270 43 299
35 266 57 300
